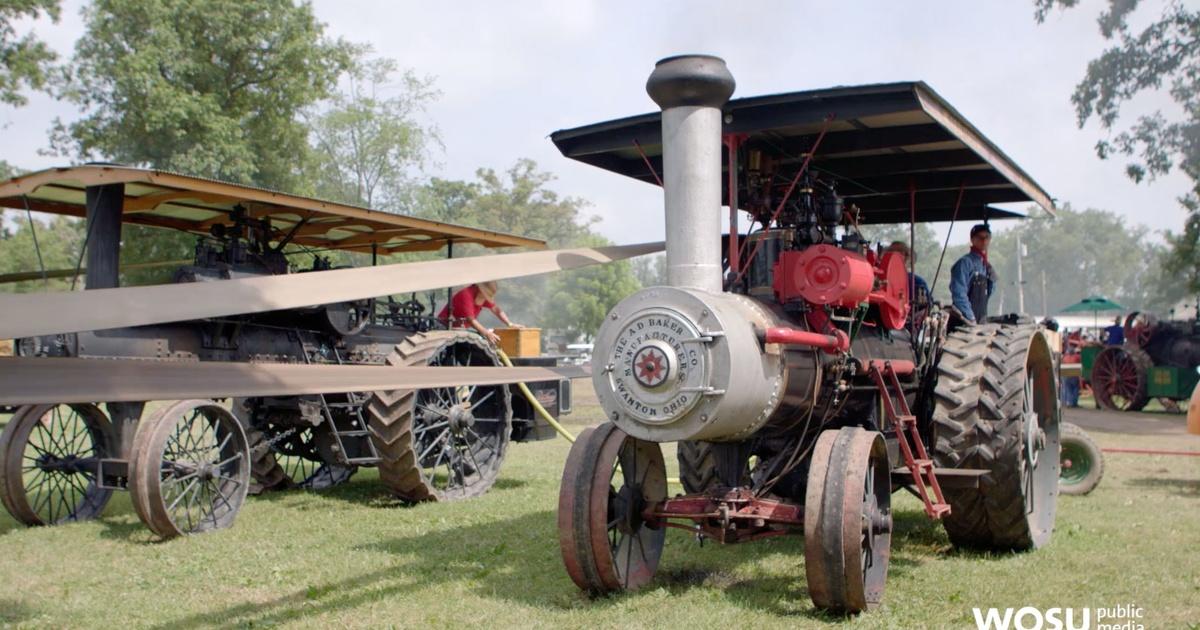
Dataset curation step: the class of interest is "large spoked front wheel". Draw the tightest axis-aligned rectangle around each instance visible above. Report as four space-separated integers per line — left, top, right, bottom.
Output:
1091 345 1151 411
558 423 667 594
0 403 116 526
370 332 512 502
805 427 892 614
129 400 250 539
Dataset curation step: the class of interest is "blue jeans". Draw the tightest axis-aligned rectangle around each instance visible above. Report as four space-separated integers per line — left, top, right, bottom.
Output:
1061 376 1080 407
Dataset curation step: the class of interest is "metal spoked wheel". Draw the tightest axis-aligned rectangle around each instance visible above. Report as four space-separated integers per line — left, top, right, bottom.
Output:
129 400 250 539
1122 311 1157 348
805 427 892 614
268 426 324 486
235 399 355 494
412 373 508 498
260 424 353 490
558 423 667 594
1091 345 1151 411
370 332 512 502
0 403 116 526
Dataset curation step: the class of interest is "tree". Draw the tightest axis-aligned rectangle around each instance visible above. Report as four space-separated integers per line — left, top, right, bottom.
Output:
979 205 1162 317
0 213 82 293
51 0 355 192
631 253 666 288
544 235 641 342
411 159 635 335
307 58 440 210
416 177 480 225
465 159 598 247
1034 0 1200 292
0 0 59 106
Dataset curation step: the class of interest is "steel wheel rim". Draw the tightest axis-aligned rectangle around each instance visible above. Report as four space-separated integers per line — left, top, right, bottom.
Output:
413 341 507 498
9 404 112 525
558 424 666 594
805 428 891 613
859 435 892 607
602 434 667 591
1093 349 1141 410
153 403 248 535
266 426 324 487
1022 341 1059 545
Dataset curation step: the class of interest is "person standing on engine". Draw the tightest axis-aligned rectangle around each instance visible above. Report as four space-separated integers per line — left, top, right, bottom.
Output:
437 281 521 346
886 241 930 309
949 223 996 324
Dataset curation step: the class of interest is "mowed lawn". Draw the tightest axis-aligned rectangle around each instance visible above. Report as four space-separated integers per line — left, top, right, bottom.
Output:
0 389 1198 629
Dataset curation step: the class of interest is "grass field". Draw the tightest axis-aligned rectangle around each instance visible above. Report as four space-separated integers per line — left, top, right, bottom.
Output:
0 390 1198 629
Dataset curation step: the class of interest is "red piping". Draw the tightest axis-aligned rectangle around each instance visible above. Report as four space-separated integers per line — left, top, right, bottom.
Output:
762 327 849 353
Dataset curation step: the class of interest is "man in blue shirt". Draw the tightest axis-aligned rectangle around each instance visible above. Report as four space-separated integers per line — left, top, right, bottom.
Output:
1103 317 1125 345
949 224 996 324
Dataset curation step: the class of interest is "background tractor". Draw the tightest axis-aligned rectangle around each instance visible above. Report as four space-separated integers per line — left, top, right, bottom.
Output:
1087 311 1200 411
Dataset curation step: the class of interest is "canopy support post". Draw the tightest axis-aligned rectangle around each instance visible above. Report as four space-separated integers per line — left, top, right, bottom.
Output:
84 183 125 290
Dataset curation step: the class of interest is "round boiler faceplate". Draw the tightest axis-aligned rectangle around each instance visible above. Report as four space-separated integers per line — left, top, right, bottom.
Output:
604 307 708 425
593 286 787 443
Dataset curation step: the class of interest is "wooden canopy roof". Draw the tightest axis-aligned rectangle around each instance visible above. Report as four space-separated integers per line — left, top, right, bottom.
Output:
0 165 546 253
551 81 1055 224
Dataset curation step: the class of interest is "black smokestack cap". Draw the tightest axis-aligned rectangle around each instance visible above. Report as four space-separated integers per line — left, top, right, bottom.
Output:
646 55 736 110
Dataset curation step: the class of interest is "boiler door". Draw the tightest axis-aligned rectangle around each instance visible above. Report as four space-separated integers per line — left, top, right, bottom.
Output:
603 308 709 425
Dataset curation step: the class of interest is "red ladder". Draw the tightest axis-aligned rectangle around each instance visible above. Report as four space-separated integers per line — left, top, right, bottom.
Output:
866 359 950 519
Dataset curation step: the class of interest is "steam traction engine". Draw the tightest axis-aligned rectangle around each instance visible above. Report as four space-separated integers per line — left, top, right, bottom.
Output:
1090 311 1200 411
552 56 1060 613
0 167 572 538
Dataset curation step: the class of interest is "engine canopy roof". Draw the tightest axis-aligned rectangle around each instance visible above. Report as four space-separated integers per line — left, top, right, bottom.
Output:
0 164 546 253
551 81 1054 224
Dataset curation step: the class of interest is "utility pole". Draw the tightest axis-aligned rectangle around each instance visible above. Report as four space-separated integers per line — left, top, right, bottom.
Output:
1041 270 1047 319
1016 234 1025 314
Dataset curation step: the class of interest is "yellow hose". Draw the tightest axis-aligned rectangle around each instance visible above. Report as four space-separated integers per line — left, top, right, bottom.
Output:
496 348 680 485
496 348 576 443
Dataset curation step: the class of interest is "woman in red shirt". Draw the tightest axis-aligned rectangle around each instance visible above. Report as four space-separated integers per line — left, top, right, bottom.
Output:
437 281 521 345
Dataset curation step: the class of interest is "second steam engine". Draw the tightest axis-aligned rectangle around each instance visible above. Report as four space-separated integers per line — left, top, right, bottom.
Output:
558 55 1060 614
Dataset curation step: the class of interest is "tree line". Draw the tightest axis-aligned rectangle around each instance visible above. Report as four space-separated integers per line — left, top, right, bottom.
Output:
0 0 1196 341
0 0 637 341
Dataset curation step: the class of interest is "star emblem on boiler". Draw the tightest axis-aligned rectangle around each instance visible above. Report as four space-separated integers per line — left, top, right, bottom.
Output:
633 346 670 388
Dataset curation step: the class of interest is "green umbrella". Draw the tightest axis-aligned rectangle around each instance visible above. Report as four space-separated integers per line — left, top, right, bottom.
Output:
1060 295 1125 329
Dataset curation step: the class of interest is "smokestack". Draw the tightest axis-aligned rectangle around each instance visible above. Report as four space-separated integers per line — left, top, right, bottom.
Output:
646 55 735 293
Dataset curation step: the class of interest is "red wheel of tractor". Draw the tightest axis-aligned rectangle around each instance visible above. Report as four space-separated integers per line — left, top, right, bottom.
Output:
1091 345 1151 411
1122 312 1157 348
557 423 667 594
804 427 892 614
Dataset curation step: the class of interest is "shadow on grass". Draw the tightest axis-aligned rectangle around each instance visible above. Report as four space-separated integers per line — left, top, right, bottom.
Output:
146 510 564 629
248 474 530 509
0 597 40 623
5 473 534 547
143 505 982 628
1127 476 1200 497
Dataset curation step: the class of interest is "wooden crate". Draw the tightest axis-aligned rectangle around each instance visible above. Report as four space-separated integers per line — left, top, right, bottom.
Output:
496 327 541 358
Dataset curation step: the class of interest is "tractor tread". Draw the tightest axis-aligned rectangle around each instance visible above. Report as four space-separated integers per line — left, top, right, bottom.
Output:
931 322 1050 550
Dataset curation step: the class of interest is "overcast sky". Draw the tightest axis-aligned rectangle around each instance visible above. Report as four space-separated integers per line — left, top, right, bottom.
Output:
1 0 1192 247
